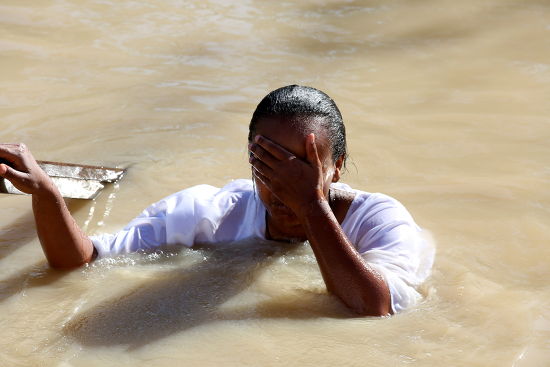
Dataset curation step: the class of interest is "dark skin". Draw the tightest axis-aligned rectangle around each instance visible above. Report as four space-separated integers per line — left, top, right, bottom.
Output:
249 116 391 316
0 143 93 268
0 118 391 316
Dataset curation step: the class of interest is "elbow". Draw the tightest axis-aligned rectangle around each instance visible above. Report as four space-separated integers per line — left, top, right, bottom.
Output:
46 241 97 269
47 258 90 270
350 300 392 317
46 250 96 270
327 283 392 317
356 304 392 317
346 291 392 317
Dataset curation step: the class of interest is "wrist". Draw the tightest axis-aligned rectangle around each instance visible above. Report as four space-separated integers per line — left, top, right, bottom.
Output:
32 178 62 202
295 192 330 221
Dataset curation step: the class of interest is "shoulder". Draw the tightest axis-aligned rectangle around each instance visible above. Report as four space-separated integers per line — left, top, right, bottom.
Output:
217 179 254 194
183 179 254 197
332 183 415 228
135 179 254 221
337 184 422 254
350 191 416 227
169 179 253 200
156 179 257 244
170 179 254 209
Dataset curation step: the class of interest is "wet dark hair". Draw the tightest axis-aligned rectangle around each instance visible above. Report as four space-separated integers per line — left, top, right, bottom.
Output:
248 85 347 164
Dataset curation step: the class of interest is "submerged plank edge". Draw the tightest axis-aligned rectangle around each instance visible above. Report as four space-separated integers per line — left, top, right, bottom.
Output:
37 161 125 182
1 177 105 200
0 161 124 199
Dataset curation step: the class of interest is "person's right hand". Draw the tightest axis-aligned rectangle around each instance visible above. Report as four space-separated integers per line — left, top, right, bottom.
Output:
0 143 54 195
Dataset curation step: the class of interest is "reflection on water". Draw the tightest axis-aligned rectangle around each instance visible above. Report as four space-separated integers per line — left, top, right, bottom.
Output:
1 0 549 366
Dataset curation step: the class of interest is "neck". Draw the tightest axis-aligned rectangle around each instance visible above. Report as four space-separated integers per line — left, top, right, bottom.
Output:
265 212 307 242
264 188 356 242
265 189 341 242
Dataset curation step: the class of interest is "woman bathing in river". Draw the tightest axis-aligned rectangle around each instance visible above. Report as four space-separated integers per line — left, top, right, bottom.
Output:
0 85 433 316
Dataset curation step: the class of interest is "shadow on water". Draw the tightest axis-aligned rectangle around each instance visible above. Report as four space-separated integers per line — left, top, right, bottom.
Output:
0 261 69 303
0 198 88 260
64 241 353 350
0 210 36 261
0 199 88 303
0 209 72 303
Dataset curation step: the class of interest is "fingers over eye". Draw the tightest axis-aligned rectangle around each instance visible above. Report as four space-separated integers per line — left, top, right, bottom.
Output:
249 154 273 177
253 135 293 161
252 166 270 187
249 142 279 168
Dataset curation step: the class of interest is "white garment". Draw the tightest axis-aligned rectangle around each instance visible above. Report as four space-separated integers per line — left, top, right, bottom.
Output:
91 179 434 313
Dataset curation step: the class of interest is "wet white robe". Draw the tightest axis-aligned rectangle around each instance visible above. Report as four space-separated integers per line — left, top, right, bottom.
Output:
91 179 434 313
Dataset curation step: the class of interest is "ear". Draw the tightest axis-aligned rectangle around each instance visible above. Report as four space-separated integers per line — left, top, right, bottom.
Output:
331 155 344 183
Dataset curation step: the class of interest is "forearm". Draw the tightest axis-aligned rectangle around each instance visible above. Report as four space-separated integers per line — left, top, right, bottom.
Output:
300 199 391 316
248 133 391 315
0 143 93 268
32 184 94 269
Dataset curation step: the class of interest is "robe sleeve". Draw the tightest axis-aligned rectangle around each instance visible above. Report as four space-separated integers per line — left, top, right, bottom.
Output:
90 184 220 258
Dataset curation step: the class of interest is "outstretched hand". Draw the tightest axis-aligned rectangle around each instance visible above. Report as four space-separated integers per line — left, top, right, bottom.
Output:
248 133 327 218
0 143 53 195
0 143 94 268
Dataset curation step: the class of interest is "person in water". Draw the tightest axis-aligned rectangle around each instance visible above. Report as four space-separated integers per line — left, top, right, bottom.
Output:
0 85 433 316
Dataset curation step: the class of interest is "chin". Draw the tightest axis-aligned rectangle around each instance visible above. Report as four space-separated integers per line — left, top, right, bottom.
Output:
271 232 307 243
270 211 301 226
268 213 306 241
286 236 306 244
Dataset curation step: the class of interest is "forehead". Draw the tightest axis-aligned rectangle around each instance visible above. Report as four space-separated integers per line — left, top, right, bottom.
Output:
253 116 331 160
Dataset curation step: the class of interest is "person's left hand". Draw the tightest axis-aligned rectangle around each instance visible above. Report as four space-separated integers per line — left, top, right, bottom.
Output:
248 133 327 218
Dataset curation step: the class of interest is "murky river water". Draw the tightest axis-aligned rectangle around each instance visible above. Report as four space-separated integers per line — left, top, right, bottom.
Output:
1 0 549 366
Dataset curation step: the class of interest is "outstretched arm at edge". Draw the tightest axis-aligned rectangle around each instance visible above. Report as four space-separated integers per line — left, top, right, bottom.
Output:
0 143 94 269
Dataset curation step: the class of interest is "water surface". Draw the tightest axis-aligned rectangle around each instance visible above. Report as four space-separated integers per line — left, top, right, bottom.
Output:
1 1 549 366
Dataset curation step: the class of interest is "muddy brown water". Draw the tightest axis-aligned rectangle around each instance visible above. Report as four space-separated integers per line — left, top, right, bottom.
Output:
1 1 549 366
